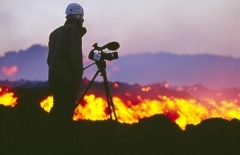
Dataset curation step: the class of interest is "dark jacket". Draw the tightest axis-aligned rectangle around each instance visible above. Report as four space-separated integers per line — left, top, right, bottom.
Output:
47 19 86 89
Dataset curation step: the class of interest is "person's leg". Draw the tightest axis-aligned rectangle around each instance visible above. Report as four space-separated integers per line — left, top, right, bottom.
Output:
60 87 77 122
51 85 77 122
50 85 78 151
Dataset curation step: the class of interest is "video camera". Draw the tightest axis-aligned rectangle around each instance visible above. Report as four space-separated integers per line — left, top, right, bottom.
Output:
88 41 120 61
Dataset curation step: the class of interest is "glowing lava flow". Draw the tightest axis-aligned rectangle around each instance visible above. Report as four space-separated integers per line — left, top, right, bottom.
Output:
40 95 53 112
39 94 240 130
0 86 18 107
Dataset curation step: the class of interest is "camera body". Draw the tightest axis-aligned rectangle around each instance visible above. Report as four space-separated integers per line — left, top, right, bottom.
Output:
88 42 119 61
89 51 118 61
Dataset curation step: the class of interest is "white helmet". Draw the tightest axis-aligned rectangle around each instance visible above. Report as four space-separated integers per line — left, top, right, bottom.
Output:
65 3 84 15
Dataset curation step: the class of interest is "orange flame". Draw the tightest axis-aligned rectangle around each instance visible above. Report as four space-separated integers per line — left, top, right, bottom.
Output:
39 95 53 112
0 86 18 107
141 86 151 92
39 93 240 130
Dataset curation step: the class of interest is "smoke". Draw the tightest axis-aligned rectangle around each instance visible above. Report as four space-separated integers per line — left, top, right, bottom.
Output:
1 44 240 89
0 44 48 81
1 66 18 77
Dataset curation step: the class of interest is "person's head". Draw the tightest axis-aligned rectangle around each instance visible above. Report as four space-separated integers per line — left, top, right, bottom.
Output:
65 3 84 23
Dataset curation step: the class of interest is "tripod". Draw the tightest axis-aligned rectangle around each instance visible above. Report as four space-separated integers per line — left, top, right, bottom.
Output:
76 60 120 129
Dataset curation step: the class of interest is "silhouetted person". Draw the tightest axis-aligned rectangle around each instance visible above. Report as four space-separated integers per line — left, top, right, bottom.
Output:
47 3 86 124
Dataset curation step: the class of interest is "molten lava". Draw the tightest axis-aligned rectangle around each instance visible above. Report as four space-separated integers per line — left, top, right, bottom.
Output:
40 91 240 130
39 95 53 112
0 85 18 107
2 80 239 130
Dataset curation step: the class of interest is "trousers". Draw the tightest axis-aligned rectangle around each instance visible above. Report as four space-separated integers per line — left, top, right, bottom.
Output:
50 85 77 123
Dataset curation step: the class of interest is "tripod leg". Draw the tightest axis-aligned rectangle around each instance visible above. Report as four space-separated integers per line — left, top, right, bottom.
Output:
101 70 120 128
75 70 100 106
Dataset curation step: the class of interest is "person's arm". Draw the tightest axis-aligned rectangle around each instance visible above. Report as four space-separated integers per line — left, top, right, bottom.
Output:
67 26 83 89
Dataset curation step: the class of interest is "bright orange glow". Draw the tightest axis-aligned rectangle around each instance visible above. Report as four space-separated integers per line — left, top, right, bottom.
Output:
0 86 18 107
39 93 240 130
113 82 119 88
39 95 53 112
2 66 18 77
163 83 169 88
141 86 151 92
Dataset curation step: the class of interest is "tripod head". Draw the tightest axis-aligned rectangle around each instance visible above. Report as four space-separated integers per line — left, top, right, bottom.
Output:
88 41 120 61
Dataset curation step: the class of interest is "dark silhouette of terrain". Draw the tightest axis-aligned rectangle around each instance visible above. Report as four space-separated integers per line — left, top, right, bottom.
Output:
1 81 240 155
1 105 240 155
